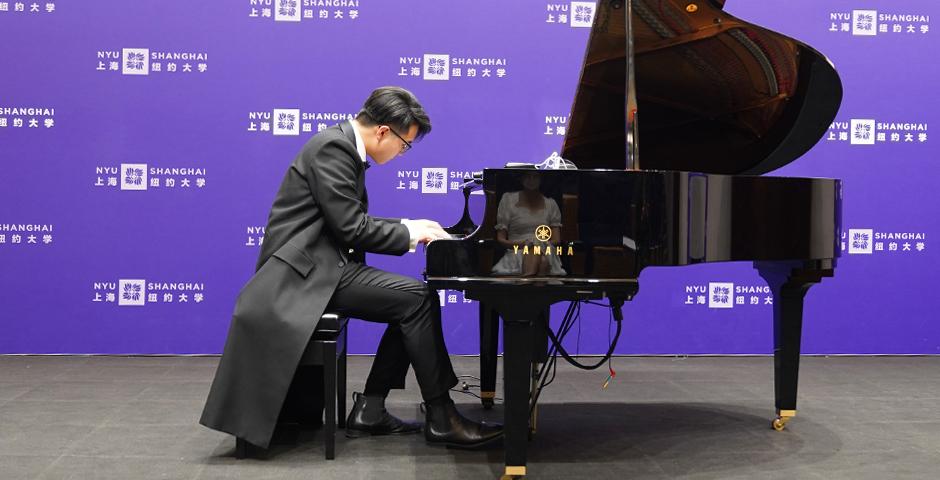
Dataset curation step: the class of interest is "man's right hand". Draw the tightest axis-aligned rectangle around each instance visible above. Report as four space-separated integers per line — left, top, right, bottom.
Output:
409 219 450 244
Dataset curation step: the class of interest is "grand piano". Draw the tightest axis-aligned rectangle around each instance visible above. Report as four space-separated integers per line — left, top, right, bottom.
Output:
425 1 842 477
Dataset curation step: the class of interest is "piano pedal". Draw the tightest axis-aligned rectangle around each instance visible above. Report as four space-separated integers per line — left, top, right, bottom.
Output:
771 409 796 431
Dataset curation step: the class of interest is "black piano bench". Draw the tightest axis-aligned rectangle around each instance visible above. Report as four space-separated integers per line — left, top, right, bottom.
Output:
235 313 349 460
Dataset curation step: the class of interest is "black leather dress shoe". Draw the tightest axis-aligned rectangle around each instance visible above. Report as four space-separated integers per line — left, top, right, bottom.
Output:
424 400 503 448
345 392 422 438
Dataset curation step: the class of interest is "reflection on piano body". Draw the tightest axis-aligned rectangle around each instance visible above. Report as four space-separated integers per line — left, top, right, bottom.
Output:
425 1 843 477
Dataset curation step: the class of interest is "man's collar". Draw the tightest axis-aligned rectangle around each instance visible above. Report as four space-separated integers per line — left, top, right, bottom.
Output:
348 118 368 165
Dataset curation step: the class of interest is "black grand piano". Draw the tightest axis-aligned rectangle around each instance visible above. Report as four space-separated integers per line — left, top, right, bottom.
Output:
425 1 842 477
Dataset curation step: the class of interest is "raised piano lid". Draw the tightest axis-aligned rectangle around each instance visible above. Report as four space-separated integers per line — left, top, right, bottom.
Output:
561 0 843 174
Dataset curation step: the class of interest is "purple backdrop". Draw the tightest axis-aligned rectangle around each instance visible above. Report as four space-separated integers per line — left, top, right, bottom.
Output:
1 1 937 355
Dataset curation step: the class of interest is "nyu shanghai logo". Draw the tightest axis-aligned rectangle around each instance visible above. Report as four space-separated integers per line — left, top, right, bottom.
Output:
438 289 474 308
247 109 356 135
93 279 206 306
423 54 450 81
0 1 57 14
248 0 361 22
421 168 448 194
847 229 873 254
707 282 733 309
544 114 568 136
844 228 926 255
117 279 146 306
92 164 207 191
683 282 773 308
245 225 265 247
828 10 929 36
826 119 928 145
95 49 209 75
121 48 149 75
395 168 475 194
273 109 300 136
545 1 596 28
0 106 55 130
398 54 510 81
119 164 148 191
0 223 54 247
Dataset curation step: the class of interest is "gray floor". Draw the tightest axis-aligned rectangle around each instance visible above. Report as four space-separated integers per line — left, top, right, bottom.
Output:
1 355 938 480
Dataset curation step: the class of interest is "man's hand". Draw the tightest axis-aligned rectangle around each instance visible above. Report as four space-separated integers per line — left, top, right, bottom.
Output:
410 219 450 244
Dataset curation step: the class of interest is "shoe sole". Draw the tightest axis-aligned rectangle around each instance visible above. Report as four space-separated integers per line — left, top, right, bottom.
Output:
425 433 504 450
345 428 422 439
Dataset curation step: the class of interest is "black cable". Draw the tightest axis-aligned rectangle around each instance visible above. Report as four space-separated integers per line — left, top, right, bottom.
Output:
530 300 589 412
530 301 577 410
529 299 625 417
537 304 571 388
576 302 582 356
606 305 614 384
607 306 612 358
546 301 580 387
544 308 622 370
542 350 559 388
450 387 502 402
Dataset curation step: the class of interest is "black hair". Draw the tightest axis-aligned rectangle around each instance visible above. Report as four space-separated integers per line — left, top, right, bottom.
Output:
355 86 432 140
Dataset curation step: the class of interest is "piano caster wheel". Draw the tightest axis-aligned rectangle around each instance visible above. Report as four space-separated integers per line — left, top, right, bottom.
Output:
482 398 494 410
771 410 796 431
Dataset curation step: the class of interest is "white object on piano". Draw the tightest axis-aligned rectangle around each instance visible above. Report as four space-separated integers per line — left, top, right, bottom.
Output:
536 152 578 170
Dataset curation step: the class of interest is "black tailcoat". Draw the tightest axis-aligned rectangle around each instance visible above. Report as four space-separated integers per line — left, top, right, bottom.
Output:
200 122 410 448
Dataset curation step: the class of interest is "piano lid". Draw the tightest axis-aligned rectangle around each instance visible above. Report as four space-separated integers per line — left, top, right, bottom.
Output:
561 0 843 175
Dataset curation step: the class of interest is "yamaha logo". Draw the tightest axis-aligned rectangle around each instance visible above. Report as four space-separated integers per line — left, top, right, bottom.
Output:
535 225 552 242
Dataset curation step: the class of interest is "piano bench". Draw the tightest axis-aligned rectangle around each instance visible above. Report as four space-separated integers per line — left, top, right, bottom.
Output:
235 313 349 460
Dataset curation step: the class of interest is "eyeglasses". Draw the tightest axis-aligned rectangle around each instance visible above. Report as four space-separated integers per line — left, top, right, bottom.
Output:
387 127 413 154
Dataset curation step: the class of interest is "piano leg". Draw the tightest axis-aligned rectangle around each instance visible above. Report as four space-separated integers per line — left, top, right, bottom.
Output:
479 303 500 409
502 313 535 479
529 308 550 438
756 260 834 431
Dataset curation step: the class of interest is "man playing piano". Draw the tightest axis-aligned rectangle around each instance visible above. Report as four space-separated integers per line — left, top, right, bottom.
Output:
200 86 502 450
